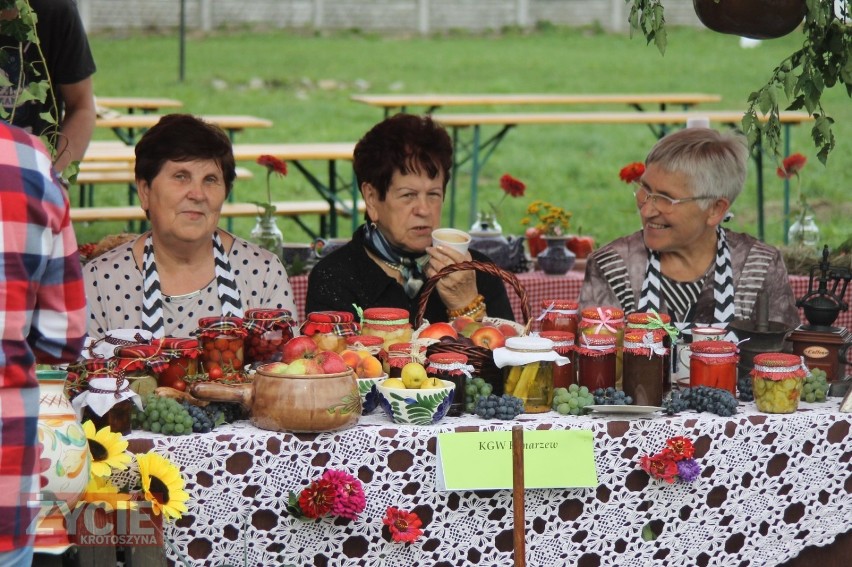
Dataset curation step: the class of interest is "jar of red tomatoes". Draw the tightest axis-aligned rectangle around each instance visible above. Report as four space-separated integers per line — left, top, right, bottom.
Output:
538 299 578 336
243 308 296 366
386 342 426 378
576 334 617 392
539 331 575 389
301 311 360 353
196 316 247 380
426 352 473 417
361 307 413 351
151 337 199 388
689 340 739 394
622 329 668 406
750 353 807 414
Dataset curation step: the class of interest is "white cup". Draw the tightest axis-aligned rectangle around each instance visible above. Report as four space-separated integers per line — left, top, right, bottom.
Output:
432 228 471 255
692 326 727 341
687 116 711 129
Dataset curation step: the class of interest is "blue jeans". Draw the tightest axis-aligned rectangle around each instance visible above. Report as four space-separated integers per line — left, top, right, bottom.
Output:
0 546 34 567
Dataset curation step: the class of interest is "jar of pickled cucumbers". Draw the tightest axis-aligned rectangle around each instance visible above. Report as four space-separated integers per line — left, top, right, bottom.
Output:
301 311 360 353
196 316 247 379
361 307 413 351
493 336 570 413
751 353 807 414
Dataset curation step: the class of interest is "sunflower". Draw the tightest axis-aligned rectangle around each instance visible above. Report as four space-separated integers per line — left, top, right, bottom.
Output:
83 420 131 478
136 452 189 522
80 475 136 510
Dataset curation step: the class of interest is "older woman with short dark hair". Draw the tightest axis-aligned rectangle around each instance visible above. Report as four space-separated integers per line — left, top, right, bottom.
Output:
84 114 296 338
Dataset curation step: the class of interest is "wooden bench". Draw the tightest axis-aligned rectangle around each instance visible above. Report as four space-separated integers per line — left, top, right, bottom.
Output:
95 114 273 144
95 96 183 114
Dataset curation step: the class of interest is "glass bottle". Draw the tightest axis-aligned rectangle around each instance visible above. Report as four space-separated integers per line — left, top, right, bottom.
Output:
576 334 617 392
539 331 575 389
301 311 360 353
426 352 472 417
538 299 578 336
787 214 820 247
689 340 739 395
361 307 413 351
622 329 668 406
242 308 296 366
196 316 247 379
250 214 284 261
750 353 806 413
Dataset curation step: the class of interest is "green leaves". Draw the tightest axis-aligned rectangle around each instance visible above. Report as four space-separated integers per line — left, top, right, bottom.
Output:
626 0 667 55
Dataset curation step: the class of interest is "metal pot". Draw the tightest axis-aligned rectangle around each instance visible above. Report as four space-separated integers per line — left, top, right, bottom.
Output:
692 0 807 39
190 367 361 432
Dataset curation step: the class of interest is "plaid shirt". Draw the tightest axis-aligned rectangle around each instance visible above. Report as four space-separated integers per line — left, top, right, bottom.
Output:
0 122 87 551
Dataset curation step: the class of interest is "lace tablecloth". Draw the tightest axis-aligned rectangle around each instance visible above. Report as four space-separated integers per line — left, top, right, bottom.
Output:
128 402 851 566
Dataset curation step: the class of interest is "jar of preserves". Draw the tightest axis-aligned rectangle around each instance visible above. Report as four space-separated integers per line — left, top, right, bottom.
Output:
689 340 739 394
196 316 247 379
538 299 578 336
361 307 413 351
387 342 426 378
626 311 677 393
76 376 142 435
152 337 200 386
494 336 569 413
345 335 388 369
622 329 668 406
114 344 166 396
579 306 625 386
243 308 296 366
576 334 617 392
426 352 473 417
301 311 360 353
750 353 807 414
539 331 575 389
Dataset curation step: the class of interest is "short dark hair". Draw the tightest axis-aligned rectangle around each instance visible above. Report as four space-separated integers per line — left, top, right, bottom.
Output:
134 114 237 195
353 113 453 201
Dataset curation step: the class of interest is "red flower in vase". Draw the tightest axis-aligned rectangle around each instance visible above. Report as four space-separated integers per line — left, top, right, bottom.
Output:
499 173 526 197
619 162 645 184
383 506 424 543
776 153 806 179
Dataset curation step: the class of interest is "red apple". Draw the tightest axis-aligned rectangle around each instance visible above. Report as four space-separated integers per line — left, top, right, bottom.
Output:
451 315 476 333
525 226 546 257
282 336 318 363
471 326 505 349
497 323 519 338
419 322 458 341
315 350 349 374
567 235 594 259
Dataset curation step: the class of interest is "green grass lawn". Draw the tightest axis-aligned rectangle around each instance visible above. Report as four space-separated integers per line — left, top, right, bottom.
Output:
83 25 851 251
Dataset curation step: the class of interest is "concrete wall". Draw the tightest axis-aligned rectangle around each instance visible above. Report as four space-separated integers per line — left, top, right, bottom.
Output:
77 0 703 34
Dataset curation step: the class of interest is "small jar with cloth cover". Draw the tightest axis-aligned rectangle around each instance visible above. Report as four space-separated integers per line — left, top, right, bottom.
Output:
360 307 413 351
386 342 427 378
626 311 678 393
301 311 361 353
539 331 576 389
493 336 570 413
537 299 578 337
346 334 388 372
242 308 296 366
622 329 669 406
426 352 474 416
72 359 143 434
576 334 617 392
751 353 807 413
689 340 739 394
114 344 169 397
579 306 625 387
196 316 247 379
152 337 200 384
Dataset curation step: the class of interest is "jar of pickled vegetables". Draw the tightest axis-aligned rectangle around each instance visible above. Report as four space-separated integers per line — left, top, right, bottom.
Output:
301 311 360 353
493 336 570 413
361 307 413 351
152 337 200 385
689 340 739 395
196 316 247 379
386 342 426 378
576 334 617 392
751 353 807 414
243 308 296 366
426 352 473 417
537 299 578 336
539 331 575 389
622 329 668 406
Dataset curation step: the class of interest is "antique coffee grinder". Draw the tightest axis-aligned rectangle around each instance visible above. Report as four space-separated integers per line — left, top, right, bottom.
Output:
786 246 851 381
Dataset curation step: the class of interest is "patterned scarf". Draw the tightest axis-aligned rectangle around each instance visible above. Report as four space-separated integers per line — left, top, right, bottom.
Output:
637 226 734 327
141 232 243 337
362 223 430 298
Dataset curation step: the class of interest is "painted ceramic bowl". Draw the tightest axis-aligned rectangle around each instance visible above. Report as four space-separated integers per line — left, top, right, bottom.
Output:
357 374 387 415
376 379 455 425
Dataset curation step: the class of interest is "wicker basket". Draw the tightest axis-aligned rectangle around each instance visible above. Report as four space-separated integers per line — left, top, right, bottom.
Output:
415 260 531 395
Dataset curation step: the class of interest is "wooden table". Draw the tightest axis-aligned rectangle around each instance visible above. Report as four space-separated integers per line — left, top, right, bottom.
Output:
95 96 183 114
351 92 722 117
431 110 814 241
95 114 273 144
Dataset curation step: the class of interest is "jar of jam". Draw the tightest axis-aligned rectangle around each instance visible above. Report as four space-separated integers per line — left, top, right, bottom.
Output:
361 307 413 351
689 340 739 394
538 299 578 336
345 335 388 371
626 311 677 394
387 342 426 378
243 308 296 366
622 329 668 406
114 344 166 396
539 331 575 389
426 352 473 417
152 337 199 385
576 334 617 392
196 316 247 379
494 336 568 413
579 306 624 387
301 311 360 353
750 353 807 414
78 375 141 435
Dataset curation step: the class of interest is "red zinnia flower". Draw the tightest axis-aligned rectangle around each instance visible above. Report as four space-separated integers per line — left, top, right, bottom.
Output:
257 154 288 176
619 162 645 184
383 506 423 543
297 479 336 519
322 469 366 520
639 453 679 484
499 173 526 197
665 436 695 461
776 153 806 179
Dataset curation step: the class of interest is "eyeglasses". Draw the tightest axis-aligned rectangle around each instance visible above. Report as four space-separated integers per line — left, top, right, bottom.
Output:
633 185 715 214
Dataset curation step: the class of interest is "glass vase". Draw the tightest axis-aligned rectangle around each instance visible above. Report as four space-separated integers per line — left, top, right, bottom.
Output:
787 214 819 247
250 215 284 260
537 236 576 275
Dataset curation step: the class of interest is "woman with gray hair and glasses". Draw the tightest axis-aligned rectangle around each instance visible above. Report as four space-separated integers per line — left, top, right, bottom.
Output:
579 127 800 330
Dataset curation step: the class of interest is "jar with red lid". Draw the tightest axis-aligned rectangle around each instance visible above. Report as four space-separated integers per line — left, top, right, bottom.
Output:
345 335 388 370
626 311 677 393
113 344 167 399
196 316 247 379
426 352 473 417
386 342 426 378
579 306 624 386
576 334 617 391
689 340 739 394
361 307 413 351
301 311 360 353
539 331 575 389
152 337 199 386
538 299 578 336
622 329 668 406
750 353 807 413
243 308 296 366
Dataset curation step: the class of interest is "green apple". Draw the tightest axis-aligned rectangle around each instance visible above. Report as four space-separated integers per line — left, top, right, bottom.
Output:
401 362 428 388
420 377 445 389
382 377 407 389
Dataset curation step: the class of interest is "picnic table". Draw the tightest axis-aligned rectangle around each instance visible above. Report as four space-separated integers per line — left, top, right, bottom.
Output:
351 92 722 117
95 96 183 114
431 110 814 241
95 114 273 144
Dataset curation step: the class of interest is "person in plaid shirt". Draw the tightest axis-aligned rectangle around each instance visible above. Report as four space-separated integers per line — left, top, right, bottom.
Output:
0 121 87 566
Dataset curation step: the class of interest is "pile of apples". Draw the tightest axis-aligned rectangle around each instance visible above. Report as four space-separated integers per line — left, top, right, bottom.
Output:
418 317 518 350
382 362 446 390
263 336 385 379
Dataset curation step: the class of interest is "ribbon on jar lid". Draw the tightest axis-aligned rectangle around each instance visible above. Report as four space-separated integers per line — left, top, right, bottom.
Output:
427 361 474 378
536 301 578 322
581 307 621 334
623 332 668 359
641 309 680 343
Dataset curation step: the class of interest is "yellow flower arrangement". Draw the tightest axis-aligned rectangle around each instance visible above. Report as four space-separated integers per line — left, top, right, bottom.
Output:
82 420 131 478
520 200 573 237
